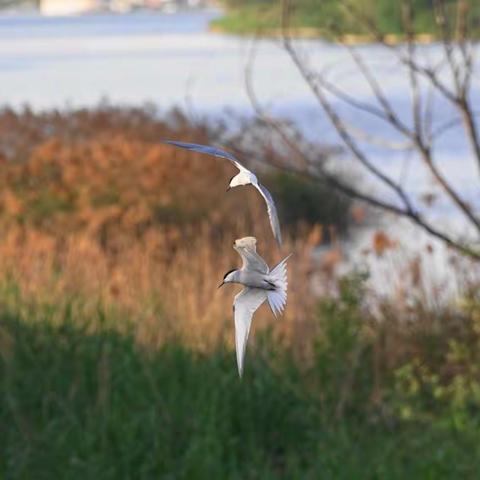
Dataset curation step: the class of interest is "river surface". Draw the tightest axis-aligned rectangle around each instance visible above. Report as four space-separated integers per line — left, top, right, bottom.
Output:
1 9 479 297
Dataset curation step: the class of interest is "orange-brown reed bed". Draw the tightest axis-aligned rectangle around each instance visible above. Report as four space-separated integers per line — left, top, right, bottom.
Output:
0 222 320 352
1 104 480 377
0 106 324 354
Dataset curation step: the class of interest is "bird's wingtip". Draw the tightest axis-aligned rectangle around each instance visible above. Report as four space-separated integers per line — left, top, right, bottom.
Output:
234 236 257 249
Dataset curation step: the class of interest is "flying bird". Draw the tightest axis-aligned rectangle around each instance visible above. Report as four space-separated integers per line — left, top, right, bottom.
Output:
164 140 282 245
219 237 291 377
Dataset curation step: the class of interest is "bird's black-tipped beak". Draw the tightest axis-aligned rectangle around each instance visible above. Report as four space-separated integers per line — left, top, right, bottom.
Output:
218 281 225 289
226 186 231 192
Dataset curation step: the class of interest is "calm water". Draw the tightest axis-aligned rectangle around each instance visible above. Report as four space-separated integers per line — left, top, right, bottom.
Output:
1 11 477 196
1 9 479 294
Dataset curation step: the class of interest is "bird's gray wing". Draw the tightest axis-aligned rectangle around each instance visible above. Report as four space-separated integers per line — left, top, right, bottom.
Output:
234 243 269 274
255 182 282 246
234 287 268 377
163 140 246 172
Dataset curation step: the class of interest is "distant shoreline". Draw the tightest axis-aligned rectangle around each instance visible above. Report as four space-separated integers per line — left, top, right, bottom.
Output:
210 1 480 44
209 24 437 45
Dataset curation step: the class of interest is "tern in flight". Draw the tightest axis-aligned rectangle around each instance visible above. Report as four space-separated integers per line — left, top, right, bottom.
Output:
219 237 291 377
164 140 282 245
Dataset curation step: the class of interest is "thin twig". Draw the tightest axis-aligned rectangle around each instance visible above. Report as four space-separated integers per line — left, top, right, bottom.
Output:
275 0 480 259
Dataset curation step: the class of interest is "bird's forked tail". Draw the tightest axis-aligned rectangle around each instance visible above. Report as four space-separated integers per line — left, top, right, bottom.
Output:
267 253 292 317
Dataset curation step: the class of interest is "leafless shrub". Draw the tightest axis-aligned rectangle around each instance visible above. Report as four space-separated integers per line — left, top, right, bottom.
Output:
245 0 480 260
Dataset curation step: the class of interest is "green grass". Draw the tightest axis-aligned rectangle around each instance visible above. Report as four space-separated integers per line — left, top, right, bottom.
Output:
212 0 480 38
2 295 480 479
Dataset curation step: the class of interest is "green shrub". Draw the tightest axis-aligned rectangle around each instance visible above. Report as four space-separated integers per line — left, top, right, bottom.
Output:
213 0 480 37
2 282 480 478
263 171 352 239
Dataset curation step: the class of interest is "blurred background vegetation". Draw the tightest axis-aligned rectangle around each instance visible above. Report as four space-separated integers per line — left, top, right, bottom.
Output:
1 106 480 477
212 0 480 37
1 0 480 475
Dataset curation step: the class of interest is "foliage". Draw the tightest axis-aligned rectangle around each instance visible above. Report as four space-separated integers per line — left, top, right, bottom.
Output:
2 283 480 478
213 0 480 37
0 106 350 244
0 106 351 350
390 296 480 430
1 106 480 477
264 172 352 238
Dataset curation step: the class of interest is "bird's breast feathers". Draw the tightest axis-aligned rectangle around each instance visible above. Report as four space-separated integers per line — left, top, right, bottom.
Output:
238 271 277 290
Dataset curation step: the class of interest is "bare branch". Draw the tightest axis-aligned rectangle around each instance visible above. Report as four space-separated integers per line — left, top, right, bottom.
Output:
284 19 480 233
340 44 414 139
434 0 463 93
458 96 480 175
338 122 413 151
246 42 410 168
418 144 480 231
344 1 458 103
335 9 414 140
235 0 480 261
455 0 473 93
398 0 480 230
346 0 480 174
432 110 480 139
281 38 417 215
288 57 416 150
423 83 435 146
402 0 422 140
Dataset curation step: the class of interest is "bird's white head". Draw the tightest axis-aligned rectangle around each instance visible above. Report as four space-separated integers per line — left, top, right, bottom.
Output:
218 269 238 288
227 172 253 190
